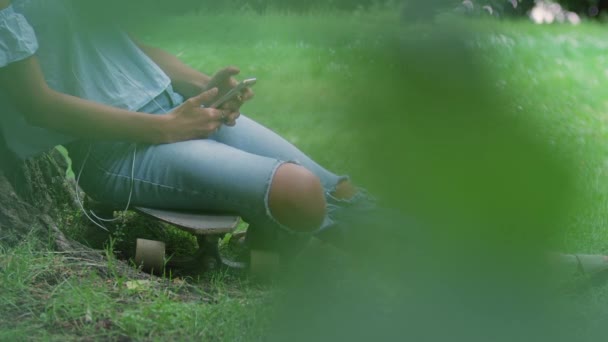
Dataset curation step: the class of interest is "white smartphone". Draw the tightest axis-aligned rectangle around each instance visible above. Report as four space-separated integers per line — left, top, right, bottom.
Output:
211 78 257 108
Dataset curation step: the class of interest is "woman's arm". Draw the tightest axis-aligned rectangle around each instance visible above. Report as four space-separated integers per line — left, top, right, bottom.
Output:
0 56 224 144
135 41 253 109
136 42 211 99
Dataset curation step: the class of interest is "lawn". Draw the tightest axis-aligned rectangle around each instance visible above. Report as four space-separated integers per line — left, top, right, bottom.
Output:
141 13 608 254
3 9 608 340
470 20 608 254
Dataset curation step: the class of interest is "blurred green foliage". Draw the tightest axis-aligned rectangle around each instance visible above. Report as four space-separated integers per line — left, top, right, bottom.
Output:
70 0 399 17
80 2 589 340
68 0 608 21
198 0 381 12
265 18 580 341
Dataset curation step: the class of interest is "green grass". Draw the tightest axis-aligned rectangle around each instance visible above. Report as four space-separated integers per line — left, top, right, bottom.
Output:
139 12 608 253
6 9 608 339
468 20 608 253
136 10 403 174
135 14 608 338
0 239 271 341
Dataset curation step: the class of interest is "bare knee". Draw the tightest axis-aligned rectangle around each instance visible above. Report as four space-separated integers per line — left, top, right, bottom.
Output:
268 163 326 232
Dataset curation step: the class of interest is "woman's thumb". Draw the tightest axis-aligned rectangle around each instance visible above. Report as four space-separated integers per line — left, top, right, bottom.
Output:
192 87 218 106
215 67 240 81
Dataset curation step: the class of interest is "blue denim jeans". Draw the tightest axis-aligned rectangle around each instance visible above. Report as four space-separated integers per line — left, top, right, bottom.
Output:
68 86 358 253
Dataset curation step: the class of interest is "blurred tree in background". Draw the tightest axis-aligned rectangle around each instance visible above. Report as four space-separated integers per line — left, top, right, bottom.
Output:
558 0 608 17
70 0 608 22
453 0 608 18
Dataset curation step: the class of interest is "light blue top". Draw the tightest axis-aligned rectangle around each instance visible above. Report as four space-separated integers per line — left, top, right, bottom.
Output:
0 0 171 159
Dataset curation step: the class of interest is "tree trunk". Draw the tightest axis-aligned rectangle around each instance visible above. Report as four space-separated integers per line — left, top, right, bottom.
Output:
0 134 73 247
0 133 147 279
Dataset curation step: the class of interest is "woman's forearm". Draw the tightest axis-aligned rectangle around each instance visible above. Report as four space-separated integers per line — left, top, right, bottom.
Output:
137 43 211 99
39 88 169 144
1 57 170 144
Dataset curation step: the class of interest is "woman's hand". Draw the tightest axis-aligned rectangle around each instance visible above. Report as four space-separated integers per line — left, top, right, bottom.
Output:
163 87 226 142
205 66 255 125
134 44 253 125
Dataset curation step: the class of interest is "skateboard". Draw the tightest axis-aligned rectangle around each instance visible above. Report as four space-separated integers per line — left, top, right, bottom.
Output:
133 207 245 273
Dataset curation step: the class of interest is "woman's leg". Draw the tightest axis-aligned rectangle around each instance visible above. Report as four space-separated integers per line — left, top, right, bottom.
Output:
162 86 351 200
210 115 352 198
69 139 326 234
208 114 374 249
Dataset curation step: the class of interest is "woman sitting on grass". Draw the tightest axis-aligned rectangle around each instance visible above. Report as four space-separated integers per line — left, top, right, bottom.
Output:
0 0 371 256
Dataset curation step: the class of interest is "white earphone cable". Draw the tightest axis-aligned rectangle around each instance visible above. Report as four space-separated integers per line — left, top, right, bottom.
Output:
70 62 171 229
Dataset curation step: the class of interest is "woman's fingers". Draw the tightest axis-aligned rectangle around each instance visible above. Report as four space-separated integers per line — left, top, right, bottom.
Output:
167 104 219 142
242 87 255 101
223 110 240 127
222 99 240 112
200 108 224 136
189 106 224 136
221 88 254 112
216 66 240 81
208 67 240 90
188 87 218 107
180 67 251 132
217 108 239 126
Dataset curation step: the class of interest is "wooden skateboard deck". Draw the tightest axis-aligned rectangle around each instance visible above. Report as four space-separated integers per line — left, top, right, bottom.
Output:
134 207 240 235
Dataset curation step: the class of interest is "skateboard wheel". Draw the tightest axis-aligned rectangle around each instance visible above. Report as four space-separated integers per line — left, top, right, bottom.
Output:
135 239 166 274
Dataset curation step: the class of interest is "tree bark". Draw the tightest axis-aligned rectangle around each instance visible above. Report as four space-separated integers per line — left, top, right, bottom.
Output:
0 133 148 279
0 133 100 252
0 134 67 246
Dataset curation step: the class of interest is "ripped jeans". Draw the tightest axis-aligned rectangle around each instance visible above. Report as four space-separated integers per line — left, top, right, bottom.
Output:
67 86 357 254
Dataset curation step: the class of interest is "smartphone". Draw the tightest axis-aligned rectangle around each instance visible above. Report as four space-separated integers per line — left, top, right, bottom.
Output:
211 78 257 108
